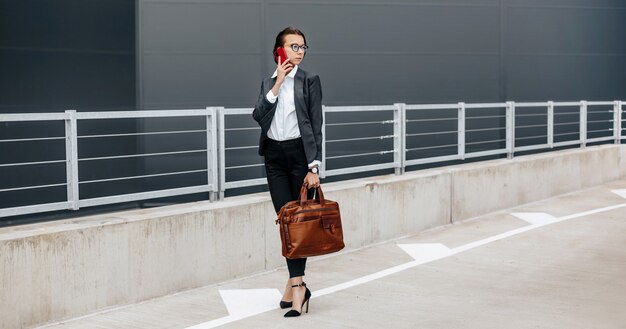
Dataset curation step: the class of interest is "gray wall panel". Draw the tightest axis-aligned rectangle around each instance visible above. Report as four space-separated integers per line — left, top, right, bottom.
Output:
139 0 626 108
506 56 625 101
267 3 500 53
506 6 626 54
142 54 261 107
142 2 262 52
306 54 500 104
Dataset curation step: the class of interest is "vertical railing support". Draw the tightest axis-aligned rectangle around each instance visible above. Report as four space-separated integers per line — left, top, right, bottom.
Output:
580 100 587 148
458 102 466 160
320 105 327 179
547 101 554 148
614 101 622 144
64 110 79 210
206 107 220 201
506 101 516 159
217 107 226 200
393 103 406 175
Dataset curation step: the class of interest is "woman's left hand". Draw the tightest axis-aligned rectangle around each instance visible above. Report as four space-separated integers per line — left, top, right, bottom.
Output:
304 172 320 189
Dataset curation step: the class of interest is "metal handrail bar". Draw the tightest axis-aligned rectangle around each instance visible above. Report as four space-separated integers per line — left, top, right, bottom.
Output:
326 135 394 143
406 130 457 137
224 127 261 131
554 132 581 136
326 120 393 126
464 103 507 109
78 185 212 208
0 113 69 122
466 115 506 120
78 149 207 162
406 143 458 152
587 129 611 134
466 139 506 146
79 130 206 139
515 102 549 107
326 150 395 160
225 163 264 170
587 101 615 106
516 135 548 140
222 108 253 115
324 105 396 113
406 118 456 123
515 144 549 152
554 112 579 115
76 109 209 119
466 127 505 133
79 169 208 185
587 119 612 124
406 104 459 110
224 145 257 151
553 122 579 126
552 102 581 106
224 178 268 189
464 149 508 159
0 159 67 167
516 124 548 129
0 136 66 143
515 113 547 118
0 182 67 193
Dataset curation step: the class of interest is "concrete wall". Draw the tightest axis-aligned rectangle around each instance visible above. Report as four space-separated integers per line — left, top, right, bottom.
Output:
1 144 624 329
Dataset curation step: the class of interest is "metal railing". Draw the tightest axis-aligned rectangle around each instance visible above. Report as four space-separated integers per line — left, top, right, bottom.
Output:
0 100 623 219
0 109 219 218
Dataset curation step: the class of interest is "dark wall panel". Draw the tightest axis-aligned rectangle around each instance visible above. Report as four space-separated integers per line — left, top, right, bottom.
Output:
505 1 626 101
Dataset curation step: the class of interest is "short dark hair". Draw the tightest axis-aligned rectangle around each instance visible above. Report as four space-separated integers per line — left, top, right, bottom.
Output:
273 27 307 63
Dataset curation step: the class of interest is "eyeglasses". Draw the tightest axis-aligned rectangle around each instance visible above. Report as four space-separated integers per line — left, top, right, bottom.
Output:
288 44 308 53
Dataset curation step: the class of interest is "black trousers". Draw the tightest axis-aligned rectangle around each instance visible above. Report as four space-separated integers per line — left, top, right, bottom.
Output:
264 137 312 278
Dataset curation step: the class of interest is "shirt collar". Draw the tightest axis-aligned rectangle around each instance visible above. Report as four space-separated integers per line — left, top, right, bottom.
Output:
271 65 298 79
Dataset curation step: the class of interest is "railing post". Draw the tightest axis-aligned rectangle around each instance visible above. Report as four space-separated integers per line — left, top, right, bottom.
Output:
614 101 622 144
206 107 220 202
321 105 327 179
547 101 554 148
458 102 466 160
580 100 587 148
64 110 79 210
393 103 406 175
216 107 226 200
506 101 515 159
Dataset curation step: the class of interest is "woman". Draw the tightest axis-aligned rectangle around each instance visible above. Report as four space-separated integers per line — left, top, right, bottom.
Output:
252 27 322 318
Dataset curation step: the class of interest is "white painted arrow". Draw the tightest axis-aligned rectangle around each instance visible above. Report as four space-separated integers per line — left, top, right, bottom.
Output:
511 212 558 226
186 289 282 329
611 189 626 199
219 289 281 317
397 243 452 263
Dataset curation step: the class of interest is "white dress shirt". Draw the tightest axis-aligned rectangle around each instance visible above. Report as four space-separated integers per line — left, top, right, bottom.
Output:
266 66 299 141
265 65 321 169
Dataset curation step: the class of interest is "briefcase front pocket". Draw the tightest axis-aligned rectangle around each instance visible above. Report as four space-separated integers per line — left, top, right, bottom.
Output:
285 216 344 259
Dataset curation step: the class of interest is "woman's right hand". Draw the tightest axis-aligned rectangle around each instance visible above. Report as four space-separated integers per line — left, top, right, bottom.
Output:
275 56 293 83
271 56 293 96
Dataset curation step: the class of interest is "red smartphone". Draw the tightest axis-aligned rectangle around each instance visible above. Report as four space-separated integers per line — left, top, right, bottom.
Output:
274 47 288 64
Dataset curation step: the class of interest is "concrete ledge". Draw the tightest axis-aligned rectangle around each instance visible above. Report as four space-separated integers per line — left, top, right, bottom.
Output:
450 145 622 221
1 144 623 329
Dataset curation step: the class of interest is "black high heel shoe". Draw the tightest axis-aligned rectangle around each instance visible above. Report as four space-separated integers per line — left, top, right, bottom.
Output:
279 300 292 309
284 282 311 317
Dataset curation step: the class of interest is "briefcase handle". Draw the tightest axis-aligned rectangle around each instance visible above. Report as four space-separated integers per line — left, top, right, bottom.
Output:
298 182 326 206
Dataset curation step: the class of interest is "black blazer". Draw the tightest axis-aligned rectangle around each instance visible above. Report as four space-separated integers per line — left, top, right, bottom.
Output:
252 67 323 165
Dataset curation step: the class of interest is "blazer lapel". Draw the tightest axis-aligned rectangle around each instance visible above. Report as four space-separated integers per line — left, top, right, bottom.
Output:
294 69 306 120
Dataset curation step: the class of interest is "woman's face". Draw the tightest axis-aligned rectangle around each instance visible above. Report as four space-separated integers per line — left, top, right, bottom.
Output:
282 34 306 66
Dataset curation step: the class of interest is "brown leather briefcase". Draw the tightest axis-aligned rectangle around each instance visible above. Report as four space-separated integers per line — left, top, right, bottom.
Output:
276 183 345 259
